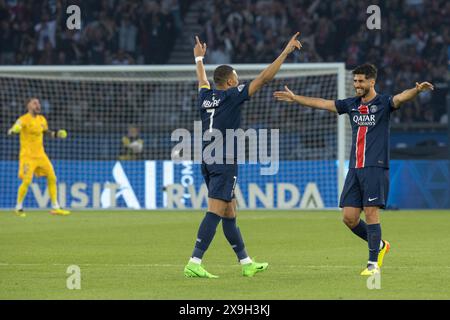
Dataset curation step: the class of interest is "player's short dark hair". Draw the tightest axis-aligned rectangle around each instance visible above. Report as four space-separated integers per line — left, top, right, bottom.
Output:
213 65 234 85
352 63 377 80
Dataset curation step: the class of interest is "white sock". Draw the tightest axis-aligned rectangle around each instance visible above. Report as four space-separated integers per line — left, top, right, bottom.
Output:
189 257 202 265
52 202 60 210
368 261 378 268
379 240 384 250
240 257 253 265
15 203 23 210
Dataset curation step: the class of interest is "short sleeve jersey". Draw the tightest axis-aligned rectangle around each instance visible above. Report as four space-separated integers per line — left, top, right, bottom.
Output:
198 84 250 161
17 113 48 159
335 94 396 169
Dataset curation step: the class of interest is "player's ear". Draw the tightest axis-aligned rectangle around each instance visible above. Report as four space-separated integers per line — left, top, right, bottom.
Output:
229 76 238 87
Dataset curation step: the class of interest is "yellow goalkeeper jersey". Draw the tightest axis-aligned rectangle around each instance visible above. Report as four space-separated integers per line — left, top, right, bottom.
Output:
16 113 48 159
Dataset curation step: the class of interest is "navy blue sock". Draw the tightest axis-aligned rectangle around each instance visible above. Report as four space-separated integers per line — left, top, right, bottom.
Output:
351 219 368 241
222 217 248 261
191 212 221 259
367 223 382 263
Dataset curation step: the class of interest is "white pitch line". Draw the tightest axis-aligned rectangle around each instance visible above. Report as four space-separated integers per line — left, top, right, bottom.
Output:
0 263 449 269
0 263 182 267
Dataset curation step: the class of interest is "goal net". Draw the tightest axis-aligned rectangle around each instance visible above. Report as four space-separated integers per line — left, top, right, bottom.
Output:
0 64 351 210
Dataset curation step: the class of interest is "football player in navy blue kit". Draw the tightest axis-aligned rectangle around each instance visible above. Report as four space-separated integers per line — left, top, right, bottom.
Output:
274 63 433 275
184 34 301 278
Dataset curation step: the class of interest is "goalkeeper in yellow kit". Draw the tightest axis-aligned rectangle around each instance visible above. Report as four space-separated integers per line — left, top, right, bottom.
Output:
7 98 70 217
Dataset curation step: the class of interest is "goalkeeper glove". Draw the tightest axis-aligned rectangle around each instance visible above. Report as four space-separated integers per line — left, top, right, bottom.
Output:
7 124 22 135
57 129 68 138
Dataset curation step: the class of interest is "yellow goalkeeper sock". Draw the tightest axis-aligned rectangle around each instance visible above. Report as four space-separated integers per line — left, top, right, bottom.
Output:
48 176 59 209
16 181 30 209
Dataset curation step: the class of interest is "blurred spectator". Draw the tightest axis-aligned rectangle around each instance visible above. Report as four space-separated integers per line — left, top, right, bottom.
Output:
207 42 231 64
34 11 57 51
119 125 144 160
0 0 185 66
0 20 15 64
0 0 447 127
195 0 448 125
112 49 134 65
118 14 138 55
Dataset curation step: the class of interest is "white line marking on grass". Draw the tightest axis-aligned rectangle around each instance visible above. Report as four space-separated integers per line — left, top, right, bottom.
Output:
1 263 449 269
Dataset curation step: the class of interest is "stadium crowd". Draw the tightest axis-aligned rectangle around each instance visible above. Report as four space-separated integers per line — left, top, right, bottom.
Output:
0 0 189 65
197 0 449 124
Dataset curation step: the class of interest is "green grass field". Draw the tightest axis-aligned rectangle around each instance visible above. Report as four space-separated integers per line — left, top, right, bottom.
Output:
1 210 449 300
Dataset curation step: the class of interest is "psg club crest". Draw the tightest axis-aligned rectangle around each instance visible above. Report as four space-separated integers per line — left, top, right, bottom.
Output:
370 105 378 113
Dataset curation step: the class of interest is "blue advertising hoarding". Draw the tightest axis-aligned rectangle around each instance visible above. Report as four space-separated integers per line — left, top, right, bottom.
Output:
0 160 448 209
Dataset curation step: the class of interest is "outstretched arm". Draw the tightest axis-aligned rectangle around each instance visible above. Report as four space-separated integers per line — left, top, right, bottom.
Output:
392 82 434 109
193 36 210 89
44 129 68 139
248 32 302 97
273 85 337 113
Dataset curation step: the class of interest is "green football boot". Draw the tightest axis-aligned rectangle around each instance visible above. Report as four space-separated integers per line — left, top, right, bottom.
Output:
184 262 219 278
242 261 269 277
14 209 26 218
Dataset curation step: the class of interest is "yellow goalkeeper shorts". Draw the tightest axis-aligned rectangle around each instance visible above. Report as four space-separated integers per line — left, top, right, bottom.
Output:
19 155 56 182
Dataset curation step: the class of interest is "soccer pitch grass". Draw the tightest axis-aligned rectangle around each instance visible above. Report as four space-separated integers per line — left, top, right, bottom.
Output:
1 210 449 300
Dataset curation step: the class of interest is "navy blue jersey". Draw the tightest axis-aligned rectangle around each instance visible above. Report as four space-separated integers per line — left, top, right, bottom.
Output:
198 83 250 161
335 94 396 169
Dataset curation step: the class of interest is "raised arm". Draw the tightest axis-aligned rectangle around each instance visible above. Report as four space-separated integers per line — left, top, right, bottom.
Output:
273 85 338 113
392 82 434 109
248 32 302 97
193 36 210 89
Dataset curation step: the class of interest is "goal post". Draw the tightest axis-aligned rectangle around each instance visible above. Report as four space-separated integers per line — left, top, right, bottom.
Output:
0 63 351 210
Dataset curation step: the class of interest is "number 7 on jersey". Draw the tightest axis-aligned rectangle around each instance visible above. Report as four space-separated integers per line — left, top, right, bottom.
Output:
206 109 215 132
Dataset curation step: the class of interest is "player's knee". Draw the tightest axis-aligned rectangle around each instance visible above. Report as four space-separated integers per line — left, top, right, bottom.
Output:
21 179 32 188
208 198 229 217
365 213 379 224
223 210 236 219
364 208 379 223
342 215 358 228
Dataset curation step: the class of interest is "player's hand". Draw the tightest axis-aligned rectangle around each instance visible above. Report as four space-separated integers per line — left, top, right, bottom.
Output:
122 136 130 146
416 82 434 92
57 129 67 139
194 36 207 58
7 124 21 135
273 86 297 103
282 32 302 56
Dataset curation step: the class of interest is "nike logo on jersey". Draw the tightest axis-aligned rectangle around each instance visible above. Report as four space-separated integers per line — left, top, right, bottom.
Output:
368 197 378 202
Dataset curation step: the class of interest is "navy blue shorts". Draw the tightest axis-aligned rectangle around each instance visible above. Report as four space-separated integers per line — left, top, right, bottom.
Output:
201 163 238 202
339 167 389 209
